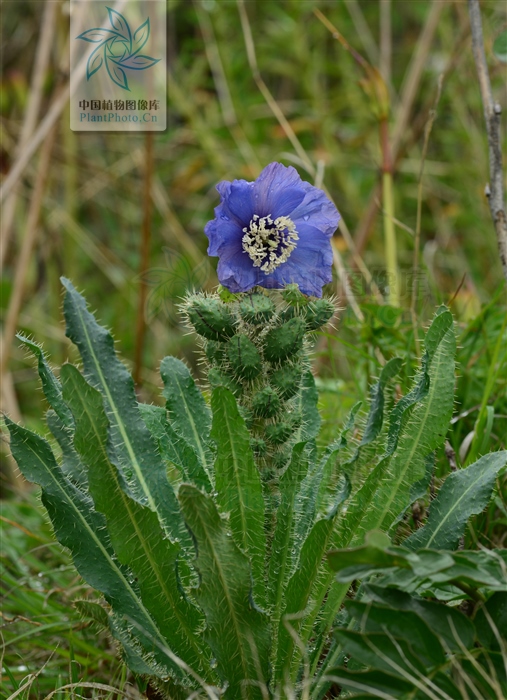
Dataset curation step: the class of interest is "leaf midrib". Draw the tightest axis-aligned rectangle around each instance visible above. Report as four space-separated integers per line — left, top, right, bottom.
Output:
377 336 449 531
23 439 171 661
72 378 204 662
74 303 158 514
425 457 506 547
193 503 252 691
171 372 211 481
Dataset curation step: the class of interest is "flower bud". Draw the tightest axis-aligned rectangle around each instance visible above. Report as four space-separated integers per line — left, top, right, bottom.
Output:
205 340 226 364
227 334 262 380
187 297 236 341
208 368 243 398
263 317 306 363
265 421 293 445
239 293 275 325
305 299 335 331
281 283 308 305
251 386 281 418
269 364 303 400
250 437 267 456
272 449 290 470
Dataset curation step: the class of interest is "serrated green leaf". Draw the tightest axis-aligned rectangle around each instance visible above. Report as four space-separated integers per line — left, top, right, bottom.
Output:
61 364 207 681
5 417 176 678
17 333 74 429
330 310 455 553
359 357 403 448
404 451 507 550
294 370 321 441
73 600 110 629
277 510 341 678
210 387 265 606
160 356 213 483
302 402 360 527
139 403 211 491
178 485 270 698
46 410 87 487
268 442 309 669
307 310 457 674
61 278 182 541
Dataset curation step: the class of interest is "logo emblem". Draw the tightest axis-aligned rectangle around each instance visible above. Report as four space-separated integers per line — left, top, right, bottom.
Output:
76 6 160 91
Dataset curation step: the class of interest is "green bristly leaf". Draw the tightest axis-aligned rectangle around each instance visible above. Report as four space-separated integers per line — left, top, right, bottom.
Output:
404 450 507 550
268 442 309 670
277 505 345 677
178 485 270 698
210 387 266 606
160 355 214 483
306 308 457 676
17 333 74 429
338 308 455 544
139 403 212 492
5 417 176 679
294 369 321 441
46 410 88 487
61 278 183 542
359 357 403 448
60 364 208 683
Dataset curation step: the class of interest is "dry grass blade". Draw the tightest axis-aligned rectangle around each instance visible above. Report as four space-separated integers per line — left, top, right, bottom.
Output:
392 0 446 159
237 0 315 178
468 0 507 282
42 682 133 700
345 0 379 66
0 0 129 204
134 131 154 387
0 0 58 271
0 123 58 456
411 74 444 356
380 0 392 85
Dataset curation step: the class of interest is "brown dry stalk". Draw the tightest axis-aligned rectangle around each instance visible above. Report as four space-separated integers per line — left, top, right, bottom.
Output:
134 131 154 387
0 0 58 271
0 125 58 392
468 0 507 282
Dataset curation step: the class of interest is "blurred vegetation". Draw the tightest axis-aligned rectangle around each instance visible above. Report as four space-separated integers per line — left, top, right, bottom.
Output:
1 0 506 695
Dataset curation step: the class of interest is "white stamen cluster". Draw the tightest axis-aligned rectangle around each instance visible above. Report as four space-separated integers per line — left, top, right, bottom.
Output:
242 214 299 274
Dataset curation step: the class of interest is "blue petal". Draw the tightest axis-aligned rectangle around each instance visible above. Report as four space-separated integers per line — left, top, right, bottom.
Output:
256 227 334 297
294 223 335 266
253 163 306 216
217 251 260 293
291 184 340 237
204 214 243 256
217 179 255 225
271 245 333 297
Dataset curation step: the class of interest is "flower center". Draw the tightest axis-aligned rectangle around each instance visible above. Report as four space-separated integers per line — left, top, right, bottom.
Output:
242 214 299 274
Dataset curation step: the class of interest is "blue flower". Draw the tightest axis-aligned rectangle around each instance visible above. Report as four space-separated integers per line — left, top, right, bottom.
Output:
204 162 340 297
